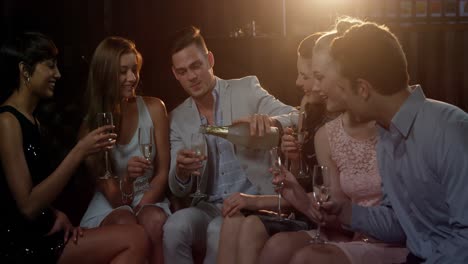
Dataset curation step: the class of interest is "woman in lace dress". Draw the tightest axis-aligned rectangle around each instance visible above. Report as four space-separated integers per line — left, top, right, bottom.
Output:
258 17 408 264
79 37 170 264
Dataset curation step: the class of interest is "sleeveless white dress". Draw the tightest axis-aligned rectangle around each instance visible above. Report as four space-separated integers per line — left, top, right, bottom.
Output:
80 96 171 228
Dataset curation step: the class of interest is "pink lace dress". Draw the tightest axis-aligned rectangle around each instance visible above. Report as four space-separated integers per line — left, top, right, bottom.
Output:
311 115 408 264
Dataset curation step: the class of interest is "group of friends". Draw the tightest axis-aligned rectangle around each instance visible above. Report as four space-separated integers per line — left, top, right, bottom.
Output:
0 16 467 264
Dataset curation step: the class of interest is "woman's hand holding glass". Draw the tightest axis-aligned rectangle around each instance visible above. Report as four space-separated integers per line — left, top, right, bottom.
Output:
281 127 300 161
96 112 115 179
137 127 154 191
127 156 151 179
124 156 151 203
76 125 117 157
271 166 322 223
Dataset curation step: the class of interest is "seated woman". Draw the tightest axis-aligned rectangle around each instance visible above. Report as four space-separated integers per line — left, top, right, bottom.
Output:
259 17 408 264
79 36 170 264
216 32 329 264
0 32 149 263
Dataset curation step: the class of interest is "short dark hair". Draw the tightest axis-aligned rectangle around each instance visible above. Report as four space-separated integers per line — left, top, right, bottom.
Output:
330 22 409 95
297 32 323 59
169 26 208 57
0 32 58 103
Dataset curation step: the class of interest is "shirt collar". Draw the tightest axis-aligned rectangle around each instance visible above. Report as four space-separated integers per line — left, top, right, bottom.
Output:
198 79 220 124
391 85 426 138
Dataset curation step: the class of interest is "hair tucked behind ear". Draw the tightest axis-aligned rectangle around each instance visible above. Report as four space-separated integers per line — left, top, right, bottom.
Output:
0 32 58 104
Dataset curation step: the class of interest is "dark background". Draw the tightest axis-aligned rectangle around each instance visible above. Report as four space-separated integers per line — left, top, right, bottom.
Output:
2 0 468 223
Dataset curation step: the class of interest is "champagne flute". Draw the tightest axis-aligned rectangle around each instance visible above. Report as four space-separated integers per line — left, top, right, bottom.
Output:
190 132 207 198
311 165 330 243
270 147 284 220
138 126 154 191
96 112 115 180
295 111 308 179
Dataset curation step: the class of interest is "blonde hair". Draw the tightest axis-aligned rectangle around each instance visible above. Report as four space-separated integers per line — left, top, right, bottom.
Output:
84 36 142 130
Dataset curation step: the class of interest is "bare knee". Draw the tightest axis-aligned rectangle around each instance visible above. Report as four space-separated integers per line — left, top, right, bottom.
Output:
221 212 245 233
124 224 151 256
240 215 266 236
289 247 313 264
290 245 348 264
137 206 167 235
101 208 137 226
263 232 290 255
238 215 268 248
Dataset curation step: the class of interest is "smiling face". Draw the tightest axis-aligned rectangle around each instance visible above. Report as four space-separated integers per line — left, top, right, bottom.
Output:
28 59 61 99
312 49 376 122
171 43 216 100
311 50 347 113
296 56 322 105
119 52 139 99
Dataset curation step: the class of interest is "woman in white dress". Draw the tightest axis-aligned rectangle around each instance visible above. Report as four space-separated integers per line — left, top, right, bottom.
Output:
79 36 170 264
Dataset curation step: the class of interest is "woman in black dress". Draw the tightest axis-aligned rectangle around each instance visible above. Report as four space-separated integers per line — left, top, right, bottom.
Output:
0 32 149 263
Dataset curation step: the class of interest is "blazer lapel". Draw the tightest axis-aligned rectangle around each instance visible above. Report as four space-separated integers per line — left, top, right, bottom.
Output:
218 78 232 126
186 97 202 132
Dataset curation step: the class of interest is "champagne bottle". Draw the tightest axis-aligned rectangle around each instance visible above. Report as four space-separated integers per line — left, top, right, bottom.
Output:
199 123 280 150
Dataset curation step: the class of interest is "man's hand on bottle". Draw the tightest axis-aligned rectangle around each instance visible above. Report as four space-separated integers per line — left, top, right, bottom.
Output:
233 113 275 136
176 149 206 180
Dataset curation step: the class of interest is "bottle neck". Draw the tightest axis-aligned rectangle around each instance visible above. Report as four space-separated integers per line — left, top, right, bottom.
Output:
199 125 229 138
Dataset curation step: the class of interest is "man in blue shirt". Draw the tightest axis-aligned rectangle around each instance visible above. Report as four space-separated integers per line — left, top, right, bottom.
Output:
314 22 468 263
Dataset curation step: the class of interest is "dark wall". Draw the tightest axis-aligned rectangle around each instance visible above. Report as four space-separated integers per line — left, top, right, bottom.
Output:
2 0 467 223
2 0 467 112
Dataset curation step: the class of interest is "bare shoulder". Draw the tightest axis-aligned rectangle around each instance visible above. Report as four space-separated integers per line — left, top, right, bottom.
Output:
142 96 167 113
0 111 21 133
314 124 332 156
0 112 22 152
314 125 328 143
142 96 168 123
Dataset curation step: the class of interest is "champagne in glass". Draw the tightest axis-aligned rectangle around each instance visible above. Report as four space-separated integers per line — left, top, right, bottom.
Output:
190 133 207 198
138 126 154 191
270 147 284 220
96 112 114 179
296 111 308 179
311 165 330 243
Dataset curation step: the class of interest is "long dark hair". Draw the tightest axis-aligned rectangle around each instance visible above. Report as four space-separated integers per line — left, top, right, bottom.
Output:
0 32 58 104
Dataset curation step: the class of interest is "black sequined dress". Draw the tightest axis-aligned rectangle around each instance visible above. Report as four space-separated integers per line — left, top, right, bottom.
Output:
0 106 64 263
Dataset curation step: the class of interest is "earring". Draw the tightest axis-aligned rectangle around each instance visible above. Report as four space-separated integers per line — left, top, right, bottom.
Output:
26 76 30 83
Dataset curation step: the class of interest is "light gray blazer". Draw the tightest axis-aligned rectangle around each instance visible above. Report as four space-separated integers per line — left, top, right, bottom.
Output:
168 76 296 202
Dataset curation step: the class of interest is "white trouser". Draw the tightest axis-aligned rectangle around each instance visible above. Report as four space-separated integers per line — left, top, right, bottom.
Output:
163 202 223 264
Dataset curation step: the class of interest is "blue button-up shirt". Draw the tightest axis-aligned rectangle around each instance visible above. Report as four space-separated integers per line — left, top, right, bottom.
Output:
202 80 258 203
351 86 468 263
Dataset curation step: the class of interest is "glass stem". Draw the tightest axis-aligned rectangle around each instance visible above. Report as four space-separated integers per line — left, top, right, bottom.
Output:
315 224 321 240
299 151 304 173
278 192 282 220
105 150 110 173
196 170 201 193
